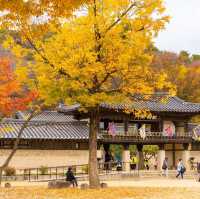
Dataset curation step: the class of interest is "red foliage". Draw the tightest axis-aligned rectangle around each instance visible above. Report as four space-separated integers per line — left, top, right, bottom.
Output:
0 58 38 116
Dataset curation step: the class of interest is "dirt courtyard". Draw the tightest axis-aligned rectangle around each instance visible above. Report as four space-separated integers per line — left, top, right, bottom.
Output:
1 179 200 199
4 178 200 188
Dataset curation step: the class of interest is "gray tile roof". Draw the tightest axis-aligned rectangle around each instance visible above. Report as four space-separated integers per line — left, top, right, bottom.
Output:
58 96 200 113
0 121 89 140
31 111 76 122
4 111 76 123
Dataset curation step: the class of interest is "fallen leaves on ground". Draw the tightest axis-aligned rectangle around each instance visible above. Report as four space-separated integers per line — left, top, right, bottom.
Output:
0 187 200 199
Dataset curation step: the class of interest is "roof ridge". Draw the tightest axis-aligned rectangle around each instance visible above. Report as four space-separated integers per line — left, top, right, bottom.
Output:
172 96 185 103
173 96 200 106
0 120 87 125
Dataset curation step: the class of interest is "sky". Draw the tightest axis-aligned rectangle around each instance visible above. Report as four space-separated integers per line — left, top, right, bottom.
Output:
155 0 200 55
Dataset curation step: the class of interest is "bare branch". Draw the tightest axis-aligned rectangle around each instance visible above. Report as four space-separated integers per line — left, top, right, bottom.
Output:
0 110 42 185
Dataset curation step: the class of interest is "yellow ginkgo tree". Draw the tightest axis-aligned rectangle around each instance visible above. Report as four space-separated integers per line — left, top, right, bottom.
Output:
3 0 174 188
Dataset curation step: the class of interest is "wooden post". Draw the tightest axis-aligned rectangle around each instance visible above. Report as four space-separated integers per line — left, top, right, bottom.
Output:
124 117 129 135
36 168 38 180
157 144 165 171
50 168 51 179
159 118 163 132
28 169 31 182
172 144 176 169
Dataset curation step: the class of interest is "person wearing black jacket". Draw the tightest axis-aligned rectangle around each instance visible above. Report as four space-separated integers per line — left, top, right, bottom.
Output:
66 167 78 187
197 162 200 182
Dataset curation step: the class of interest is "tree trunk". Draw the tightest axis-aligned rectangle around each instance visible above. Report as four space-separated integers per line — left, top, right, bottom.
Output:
89 109 100 188
0 111 39 186
138 151 145 170
0 168 3 186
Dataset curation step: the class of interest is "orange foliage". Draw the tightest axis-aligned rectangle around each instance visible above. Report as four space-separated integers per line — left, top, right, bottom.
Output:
0 58 37 116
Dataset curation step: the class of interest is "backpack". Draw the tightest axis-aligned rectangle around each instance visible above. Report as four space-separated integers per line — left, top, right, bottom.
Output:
181 165 186 173
197 163 200 173
162 161 167 170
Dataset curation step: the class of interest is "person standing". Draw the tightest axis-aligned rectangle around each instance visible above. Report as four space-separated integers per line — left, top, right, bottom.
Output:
176 159 185 179
131 154 138 170
144 159 149 170
154 157 158 170
197 161 200 182
104 151 111 170
162 157 168 177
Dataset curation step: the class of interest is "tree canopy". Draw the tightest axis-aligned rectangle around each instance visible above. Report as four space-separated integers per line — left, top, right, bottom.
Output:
0 0 89 26
6 0 173 109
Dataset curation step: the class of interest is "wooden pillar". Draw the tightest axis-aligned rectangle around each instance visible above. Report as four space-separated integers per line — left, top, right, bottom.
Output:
184 122 189 136
104 120 109 131
158 144 166 171
103 143 110 153
137 144 144 170
159 118 163 132
172 144 176 169
176 122 185 136
124 118 129 135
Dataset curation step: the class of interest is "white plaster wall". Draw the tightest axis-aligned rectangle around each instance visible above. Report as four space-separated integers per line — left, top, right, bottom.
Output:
190 151 200 161
0 150 90 169
175 151 183 164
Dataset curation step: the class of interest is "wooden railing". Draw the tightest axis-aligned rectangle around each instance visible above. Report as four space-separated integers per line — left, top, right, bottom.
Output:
99 130 193 143
99 130 192 137
1 161 198 182
2 161 138 182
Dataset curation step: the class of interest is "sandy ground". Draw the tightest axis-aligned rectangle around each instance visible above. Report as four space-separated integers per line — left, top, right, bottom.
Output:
4 178 200 188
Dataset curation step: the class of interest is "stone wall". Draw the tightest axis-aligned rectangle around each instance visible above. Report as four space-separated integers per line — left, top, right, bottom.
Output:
175 151 183 163
0 149 91 169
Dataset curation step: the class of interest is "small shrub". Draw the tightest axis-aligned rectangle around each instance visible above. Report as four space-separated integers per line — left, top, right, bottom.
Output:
82 165 88 174
39 166 48 175
23 169 29 175
4 167 16 176
4 182 11 188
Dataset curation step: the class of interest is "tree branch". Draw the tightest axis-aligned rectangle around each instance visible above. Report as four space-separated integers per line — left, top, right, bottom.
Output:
104 2 137 34
24 35 70 77
90 69 118 94
0 110 41 185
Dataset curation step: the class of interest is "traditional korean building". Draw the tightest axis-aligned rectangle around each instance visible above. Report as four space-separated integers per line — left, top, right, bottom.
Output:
1 94 200 171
